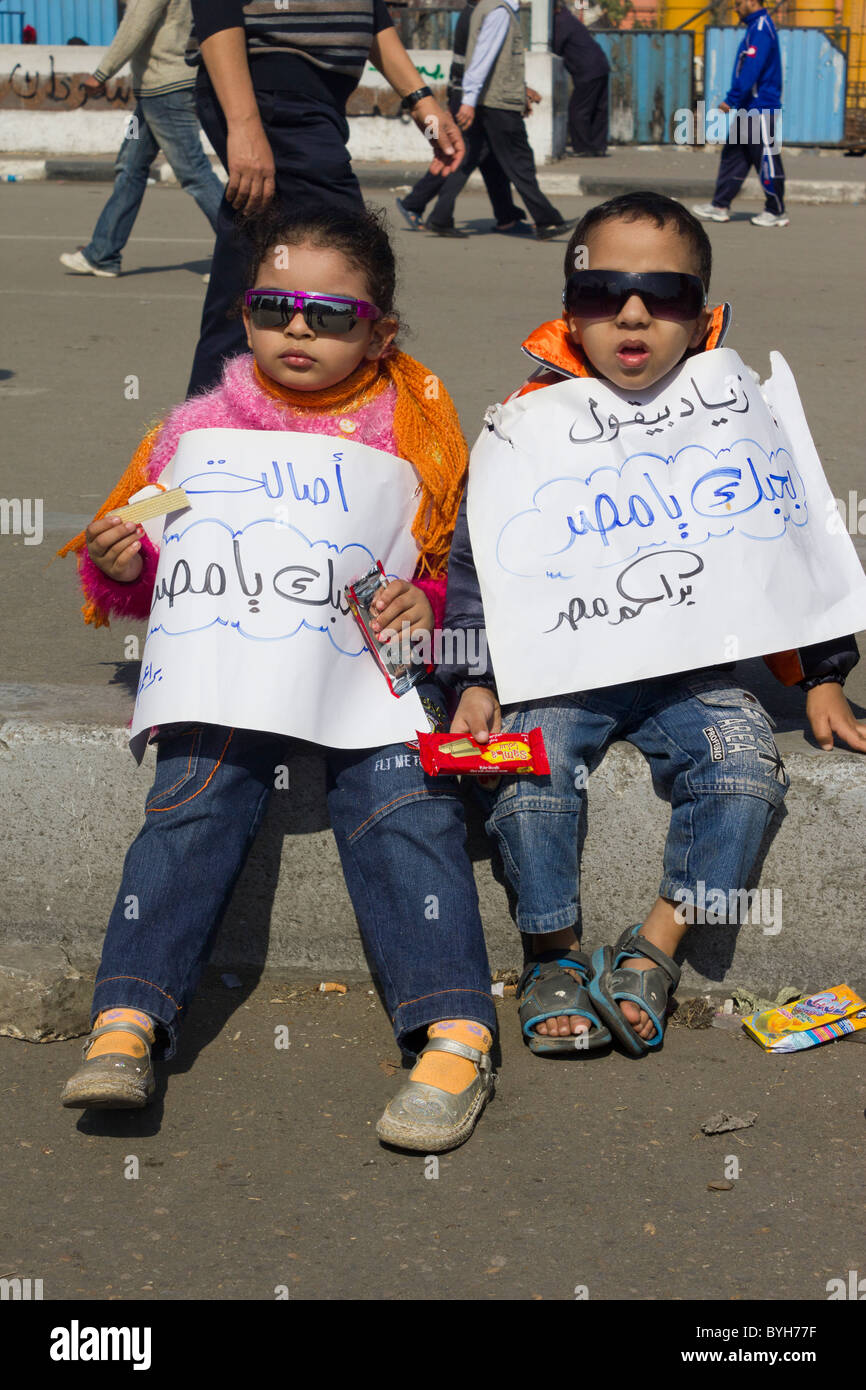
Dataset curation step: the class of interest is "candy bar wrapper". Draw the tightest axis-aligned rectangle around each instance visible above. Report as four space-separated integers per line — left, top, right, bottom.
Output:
345 561 429 699
742 984 866 1052
418 727 550 777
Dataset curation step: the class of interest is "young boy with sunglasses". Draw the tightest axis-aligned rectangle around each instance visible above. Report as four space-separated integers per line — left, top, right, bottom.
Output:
440 192 864 1058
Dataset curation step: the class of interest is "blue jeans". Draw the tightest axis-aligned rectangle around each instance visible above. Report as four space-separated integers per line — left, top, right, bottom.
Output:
84 88 224 273
92 682 495 1057
485 672 789 936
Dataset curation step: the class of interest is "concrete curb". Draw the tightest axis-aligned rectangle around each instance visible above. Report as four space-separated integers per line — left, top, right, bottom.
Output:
2 155 864 204
2 692 864 1033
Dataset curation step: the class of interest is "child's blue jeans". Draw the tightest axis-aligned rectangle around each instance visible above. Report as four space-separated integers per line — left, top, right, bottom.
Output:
484 672 789 936
92 682 495 1057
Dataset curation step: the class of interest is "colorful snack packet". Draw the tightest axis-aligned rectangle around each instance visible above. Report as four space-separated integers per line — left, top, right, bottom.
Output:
418 728 550 777
345 561 430 698
742 983 866 1052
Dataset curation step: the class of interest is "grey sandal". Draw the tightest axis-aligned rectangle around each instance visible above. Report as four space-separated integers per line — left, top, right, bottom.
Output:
376 1036 494 1153
588 925 681 1055
60 1018 156 1109
517 949 611 1055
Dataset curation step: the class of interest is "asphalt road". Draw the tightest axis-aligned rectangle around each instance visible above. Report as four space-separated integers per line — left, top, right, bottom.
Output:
2 975 865 1306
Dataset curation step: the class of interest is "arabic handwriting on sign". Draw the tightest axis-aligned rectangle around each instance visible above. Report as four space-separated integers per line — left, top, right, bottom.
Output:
568 375 750 446
139 661 163 694
180 455 350 512
545 550 705 634
151 547 354 620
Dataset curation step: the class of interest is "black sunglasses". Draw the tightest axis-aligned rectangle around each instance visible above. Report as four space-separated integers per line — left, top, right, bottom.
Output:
563 271 706 323
244 289 382 335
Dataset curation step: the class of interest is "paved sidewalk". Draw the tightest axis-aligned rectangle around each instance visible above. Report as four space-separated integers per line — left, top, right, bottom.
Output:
2 144 865 202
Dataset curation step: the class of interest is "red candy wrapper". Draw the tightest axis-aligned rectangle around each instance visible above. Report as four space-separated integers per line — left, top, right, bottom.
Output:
418 728 550 777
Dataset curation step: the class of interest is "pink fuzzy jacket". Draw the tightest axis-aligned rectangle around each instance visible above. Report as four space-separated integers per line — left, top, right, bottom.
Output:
78 353 448 628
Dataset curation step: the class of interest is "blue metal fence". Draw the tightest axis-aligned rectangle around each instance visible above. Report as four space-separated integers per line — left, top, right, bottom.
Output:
593 30 695 144
0 6 23 43
0 0 119 46
704 25 847 143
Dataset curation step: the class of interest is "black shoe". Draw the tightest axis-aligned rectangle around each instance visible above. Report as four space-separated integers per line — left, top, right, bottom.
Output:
427 223 469 238
535 219 576 241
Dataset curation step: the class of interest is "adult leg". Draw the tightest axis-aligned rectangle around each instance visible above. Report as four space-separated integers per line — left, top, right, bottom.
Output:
325 688 495 1053
479 107 564 227
710 125 753 209
82 104 160 272
89 723 281 1059
568 77 605 154
477 143 524 225
426 118 488 230
140 88 224 231
589 73 609 153
400 167 446 217
757 109 785 214
187 87 364 398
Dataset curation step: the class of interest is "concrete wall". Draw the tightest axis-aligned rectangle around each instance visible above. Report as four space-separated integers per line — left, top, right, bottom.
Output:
2 683 865 998
0 43 567 162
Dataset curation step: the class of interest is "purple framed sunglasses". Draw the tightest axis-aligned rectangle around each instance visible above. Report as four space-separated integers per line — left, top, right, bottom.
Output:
244 288 382 335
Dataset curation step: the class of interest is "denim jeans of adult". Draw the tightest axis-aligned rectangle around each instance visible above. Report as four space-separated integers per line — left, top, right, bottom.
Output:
484 671 789 937
84 88 223 273
91 682 495 1059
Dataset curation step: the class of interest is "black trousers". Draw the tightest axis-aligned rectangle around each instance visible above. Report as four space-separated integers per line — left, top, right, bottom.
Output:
712 108 785 215
187 84 364 399
473 106 562 228
567 73 608 154
402 100 523 228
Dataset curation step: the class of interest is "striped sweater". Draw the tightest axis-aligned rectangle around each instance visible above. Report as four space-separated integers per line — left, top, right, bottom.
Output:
187 0 393 83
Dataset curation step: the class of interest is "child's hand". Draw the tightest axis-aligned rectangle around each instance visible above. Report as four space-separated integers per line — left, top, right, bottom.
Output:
371 580 434 640
450 686 501 744
806 682 866 753
85 514 145 584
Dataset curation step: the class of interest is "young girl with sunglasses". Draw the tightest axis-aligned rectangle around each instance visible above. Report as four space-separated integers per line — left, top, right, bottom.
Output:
58 206 496 1152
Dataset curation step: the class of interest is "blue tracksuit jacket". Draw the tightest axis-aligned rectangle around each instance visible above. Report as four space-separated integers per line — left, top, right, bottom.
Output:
725 8 782 111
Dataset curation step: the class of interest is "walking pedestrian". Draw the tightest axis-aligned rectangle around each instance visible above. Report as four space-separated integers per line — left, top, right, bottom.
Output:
186 1 465 396
553 0 609 157
59 0 223 279
396 0 526 238
455 0 574 241
693 0 787 228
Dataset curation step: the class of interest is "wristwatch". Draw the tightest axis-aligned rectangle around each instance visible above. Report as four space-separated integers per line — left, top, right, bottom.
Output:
401 86 433 111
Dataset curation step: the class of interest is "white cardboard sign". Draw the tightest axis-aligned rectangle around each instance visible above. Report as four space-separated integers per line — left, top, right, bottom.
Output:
467 348 866 704
129 428 426 757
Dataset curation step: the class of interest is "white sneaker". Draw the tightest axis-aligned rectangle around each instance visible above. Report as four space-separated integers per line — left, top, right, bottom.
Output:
751 210 789 227
59 249 119 277
692 202 730 222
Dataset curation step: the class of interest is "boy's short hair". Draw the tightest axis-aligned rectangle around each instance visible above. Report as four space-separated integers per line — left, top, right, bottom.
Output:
565 192 713 294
